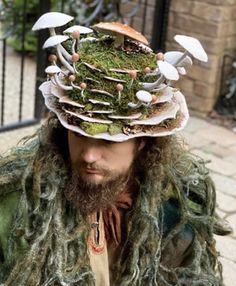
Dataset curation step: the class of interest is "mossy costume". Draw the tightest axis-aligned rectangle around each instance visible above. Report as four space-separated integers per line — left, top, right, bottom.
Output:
0 128 225 285
0 12 228 286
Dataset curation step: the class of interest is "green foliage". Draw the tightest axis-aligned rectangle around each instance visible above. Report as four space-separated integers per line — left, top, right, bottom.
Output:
1 0 64 53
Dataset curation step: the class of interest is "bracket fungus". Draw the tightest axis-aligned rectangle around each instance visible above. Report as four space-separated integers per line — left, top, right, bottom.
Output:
93 22 148 47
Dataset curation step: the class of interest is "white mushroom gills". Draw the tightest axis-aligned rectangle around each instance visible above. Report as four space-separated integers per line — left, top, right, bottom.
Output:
164 51 193 67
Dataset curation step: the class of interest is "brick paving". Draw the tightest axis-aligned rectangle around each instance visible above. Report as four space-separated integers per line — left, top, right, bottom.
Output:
182 117 236 286
0 116 235 285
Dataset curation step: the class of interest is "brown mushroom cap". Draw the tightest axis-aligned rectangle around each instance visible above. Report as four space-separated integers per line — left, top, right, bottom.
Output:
93 22 148 45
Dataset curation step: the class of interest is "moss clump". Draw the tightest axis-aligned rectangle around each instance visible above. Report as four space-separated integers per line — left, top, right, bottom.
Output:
66 38 158 116
108 124 123 135
80 122 109 135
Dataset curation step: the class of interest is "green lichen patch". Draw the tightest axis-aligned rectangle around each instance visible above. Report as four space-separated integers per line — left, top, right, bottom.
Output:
80 122 109 135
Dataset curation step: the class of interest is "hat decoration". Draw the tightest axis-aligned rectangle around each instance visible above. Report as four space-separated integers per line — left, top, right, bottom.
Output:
33 12 208 142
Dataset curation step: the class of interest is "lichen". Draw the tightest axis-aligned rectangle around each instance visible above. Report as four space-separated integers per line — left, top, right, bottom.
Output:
108 123 123 135
80 122 109 135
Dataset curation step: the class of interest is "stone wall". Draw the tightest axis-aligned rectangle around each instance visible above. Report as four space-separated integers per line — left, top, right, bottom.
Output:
167 0 236 115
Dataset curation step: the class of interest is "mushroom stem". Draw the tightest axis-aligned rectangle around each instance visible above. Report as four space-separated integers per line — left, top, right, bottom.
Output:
53 74 73 90
73 63 80 74
71 82 82 90
49 27 56 36
48 28 72 61
140 74 165 90
72 39 77 54
172 50 189 67
58 45 72 61
56 45 74 73
114 34 124 47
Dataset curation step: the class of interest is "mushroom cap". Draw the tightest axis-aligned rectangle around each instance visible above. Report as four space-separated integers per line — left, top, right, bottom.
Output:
93 22 148 45
32 12 74 31
164 51 193 66
45 65 61 74
136 90 152 103
63 25 93 35
157 61 179 81
174 35 208 62
43 35 69 49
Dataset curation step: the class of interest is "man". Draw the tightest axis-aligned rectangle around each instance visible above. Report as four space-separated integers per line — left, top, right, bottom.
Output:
0 12 230 286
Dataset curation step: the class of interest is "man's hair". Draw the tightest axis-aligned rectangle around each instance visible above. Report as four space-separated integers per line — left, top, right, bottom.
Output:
0 113 224 285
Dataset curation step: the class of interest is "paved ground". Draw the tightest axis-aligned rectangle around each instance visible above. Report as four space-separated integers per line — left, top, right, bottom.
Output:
182 117 236 286
0 116 235 285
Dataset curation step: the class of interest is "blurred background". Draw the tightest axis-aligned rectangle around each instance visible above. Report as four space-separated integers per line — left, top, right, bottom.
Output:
0 0 236 285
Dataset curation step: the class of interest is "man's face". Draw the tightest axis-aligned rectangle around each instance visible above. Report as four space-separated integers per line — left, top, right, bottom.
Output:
68 131 141 184
65 131 144 213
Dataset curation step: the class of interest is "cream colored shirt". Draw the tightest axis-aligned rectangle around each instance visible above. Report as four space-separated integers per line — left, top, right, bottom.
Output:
88 212 110 286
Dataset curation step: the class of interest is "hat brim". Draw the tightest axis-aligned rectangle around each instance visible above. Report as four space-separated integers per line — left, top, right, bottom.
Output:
40 81 189 142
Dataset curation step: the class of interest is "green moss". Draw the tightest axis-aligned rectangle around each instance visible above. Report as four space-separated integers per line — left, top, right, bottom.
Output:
67 38 157 116
80 122 109 135
108 124 123 135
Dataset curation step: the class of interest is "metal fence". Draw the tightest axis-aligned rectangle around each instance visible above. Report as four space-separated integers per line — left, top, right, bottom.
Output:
0 0 170 133
215 54 236 117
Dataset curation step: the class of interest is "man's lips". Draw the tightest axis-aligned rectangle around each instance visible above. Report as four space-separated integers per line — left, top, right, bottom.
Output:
84 168 103 175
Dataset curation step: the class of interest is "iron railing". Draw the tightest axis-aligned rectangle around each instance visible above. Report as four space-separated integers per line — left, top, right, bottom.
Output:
215 54 236 117
0 0 170 133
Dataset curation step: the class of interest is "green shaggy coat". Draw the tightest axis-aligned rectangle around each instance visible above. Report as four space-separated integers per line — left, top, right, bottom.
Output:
0 129 225 286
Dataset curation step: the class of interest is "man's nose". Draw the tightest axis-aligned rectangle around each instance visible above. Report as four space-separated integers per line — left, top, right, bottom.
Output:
80 144 102 164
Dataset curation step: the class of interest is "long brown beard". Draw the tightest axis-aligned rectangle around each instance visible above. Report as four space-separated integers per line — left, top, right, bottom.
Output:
64 164 133 214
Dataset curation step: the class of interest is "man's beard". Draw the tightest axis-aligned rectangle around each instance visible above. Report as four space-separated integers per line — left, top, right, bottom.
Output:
64 162 134 214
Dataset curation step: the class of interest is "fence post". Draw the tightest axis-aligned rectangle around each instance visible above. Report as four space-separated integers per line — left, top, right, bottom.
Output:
34 0 51 121
151 0 171 52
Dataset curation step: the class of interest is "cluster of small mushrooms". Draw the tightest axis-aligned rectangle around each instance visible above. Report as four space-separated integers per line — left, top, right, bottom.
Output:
33 12 208 141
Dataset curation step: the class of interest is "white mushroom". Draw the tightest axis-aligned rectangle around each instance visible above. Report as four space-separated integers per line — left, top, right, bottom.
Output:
45 65 61 74
136 90 152 103
63 25 93 55
43 35 74 73
45 65 72 91
32 12 73 61
32 12 74 35
157 61 179 81
63 25 93 35
164 51 193 67
174 35 208 62
43 35 69 49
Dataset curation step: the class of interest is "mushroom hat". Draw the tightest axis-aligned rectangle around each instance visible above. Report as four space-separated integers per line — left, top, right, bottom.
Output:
34 12 208 142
